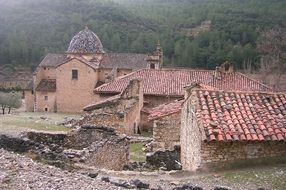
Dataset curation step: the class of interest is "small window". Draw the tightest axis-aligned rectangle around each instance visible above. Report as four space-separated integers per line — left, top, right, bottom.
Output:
72 69 78 80
31 90 34 95
45 107 48 112
44 96 48 101
150 63 155 69
44 67 46 70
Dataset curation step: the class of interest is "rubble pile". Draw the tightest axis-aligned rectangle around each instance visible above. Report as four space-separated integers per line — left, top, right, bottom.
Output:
0 149 119 190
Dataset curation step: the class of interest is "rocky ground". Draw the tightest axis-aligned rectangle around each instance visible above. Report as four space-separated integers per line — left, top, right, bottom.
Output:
0 149 119 190
1 148 285 190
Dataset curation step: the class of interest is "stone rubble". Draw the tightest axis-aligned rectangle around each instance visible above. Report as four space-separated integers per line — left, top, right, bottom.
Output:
0 149 119 190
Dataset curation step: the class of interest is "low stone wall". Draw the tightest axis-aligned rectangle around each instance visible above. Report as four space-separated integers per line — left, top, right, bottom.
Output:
0 125 129 171
200 141 286 170
152 113 181 150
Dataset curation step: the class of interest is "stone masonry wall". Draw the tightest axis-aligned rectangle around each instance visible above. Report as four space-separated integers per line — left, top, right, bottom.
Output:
200 141 286 169
152 113 181 150
180 93 202 171
23 125 129 171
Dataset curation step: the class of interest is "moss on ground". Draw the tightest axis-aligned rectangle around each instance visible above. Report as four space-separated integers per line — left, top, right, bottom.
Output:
129 142 146 162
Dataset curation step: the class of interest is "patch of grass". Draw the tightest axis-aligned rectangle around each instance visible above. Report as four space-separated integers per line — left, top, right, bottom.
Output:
140 131 153 138
2 120 70 132
0 112 80 133
221 165 286 190
130 142 146 162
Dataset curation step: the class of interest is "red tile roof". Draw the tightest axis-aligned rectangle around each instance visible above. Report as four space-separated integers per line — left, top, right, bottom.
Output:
95 69 272 96
148 100 184 121
194 90 286 142
35 79 56 92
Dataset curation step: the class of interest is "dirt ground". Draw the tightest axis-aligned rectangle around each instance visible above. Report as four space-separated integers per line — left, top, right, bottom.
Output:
0 112 81 136
1 111 285 190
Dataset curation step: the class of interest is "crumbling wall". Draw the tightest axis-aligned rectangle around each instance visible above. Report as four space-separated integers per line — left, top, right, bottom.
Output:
152 113 181 150
180 91 202 171
0 125 129 171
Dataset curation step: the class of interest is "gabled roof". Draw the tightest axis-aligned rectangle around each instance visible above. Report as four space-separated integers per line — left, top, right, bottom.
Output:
95 69 273 96
194 90 286 142
56 57 100 70
100 53 148 70
37 53 147 71
148 100 184 121
39 54 68 68
35 79 56 92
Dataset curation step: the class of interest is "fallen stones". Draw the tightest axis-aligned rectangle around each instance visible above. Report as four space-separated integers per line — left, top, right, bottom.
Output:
214 186 232 190
146 146 181 171
131 179 150 189
101 176 110 182
87 172 98 178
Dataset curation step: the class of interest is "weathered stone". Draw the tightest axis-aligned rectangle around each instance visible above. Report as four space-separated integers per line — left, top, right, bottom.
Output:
214 186 232 190
87 172 98 178
131 179 150 189
146 148 181 171
101 176 110 182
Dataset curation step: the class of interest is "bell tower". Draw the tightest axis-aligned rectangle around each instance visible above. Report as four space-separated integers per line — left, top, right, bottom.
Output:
147 41 163 69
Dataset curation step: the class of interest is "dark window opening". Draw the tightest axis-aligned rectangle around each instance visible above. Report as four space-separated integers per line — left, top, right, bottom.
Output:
45 108 48 112
150 63 155 69
44 96 48 101
31 90 34 95
72 69 78 80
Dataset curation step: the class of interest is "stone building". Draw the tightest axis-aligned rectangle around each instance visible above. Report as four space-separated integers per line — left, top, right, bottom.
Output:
181 87 286 171
95 67 273 130
148 100 183 150
24 27 162 113
79 79 143 135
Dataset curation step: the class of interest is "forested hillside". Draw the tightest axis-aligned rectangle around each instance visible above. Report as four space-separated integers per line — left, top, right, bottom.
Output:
0 0 285 73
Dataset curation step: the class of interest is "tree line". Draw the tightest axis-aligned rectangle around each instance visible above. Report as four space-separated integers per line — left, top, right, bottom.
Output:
0 0 285 72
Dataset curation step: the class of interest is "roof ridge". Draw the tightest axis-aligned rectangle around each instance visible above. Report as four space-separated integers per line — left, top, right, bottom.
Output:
235 72 273 91
196 89 285 95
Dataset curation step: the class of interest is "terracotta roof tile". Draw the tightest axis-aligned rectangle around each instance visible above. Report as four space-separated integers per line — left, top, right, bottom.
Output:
35 79 56 92
95 69 273 96
195 90 286 142
148 100 184 121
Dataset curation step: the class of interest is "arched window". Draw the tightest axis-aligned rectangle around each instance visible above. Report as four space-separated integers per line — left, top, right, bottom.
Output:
150 63 155 69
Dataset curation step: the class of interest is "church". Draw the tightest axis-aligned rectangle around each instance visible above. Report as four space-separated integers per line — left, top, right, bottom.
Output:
24 27 163 113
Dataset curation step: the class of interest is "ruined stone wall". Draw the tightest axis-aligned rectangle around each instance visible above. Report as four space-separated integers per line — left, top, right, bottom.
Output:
36 91 56 112
152 113 181 150
180 95 202 171
23 126 129 171
78 111 126 134
124 100 141 135
117 69 132 77
144 95 181 108
139 111 153 132
56 59 98 113
98 68 112 82
200 141 286 169
24 90 34 112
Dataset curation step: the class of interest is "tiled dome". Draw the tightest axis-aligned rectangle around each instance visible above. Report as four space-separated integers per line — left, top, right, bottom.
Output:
67 27 104 54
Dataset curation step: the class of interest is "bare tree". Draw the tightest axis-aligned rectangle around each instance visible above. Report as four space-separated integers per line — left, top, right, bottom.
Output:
0 92 22 114
257 27 286 90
